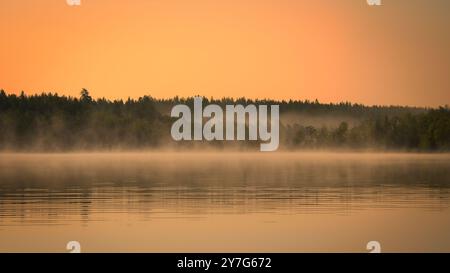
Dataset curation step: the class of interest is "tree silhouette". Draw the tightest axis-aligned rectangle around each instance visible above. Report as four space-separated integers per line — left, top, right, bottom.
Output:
80 88 92 103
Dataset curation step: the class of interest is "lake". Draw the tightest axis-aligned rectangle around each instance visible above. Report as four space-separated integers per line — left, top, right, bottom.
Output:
0 152 449 252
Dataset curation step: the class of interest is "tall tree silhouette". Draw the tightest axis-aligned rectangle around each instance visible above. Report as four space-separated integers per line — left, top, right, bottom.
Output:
80 88 92 103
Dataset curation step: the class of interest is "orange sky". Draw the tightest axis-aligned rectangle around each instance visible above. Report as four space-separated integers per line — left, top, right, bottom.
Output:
1 0 449 107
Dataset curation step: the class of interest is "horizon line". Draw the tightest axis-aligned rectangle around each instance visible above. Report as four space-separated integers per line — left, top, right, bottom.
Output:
1 88 445 110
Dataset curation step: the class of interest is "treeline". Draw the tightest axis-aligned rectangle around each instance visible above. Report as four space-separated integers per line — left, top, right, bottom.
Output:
282 110 450 150
0 89 172 150
0 89 449 151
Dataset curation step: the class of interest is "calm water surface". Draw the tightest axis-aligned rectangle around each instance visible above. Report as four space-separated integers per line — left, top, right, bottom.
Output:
0 153 449 252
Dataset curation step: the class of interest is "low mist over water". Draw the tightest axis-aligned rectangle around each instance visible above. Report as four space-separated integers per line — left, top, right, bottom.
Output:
0 152 449 252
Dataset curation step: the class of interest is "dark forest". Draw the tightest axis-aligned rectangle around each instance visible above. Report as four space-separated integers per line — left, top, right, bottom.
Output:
1 89 449 151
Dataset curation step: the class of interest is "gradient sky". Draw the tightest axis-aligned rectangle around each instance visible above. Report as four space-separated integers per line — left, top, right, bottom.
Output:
1 0 449 106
